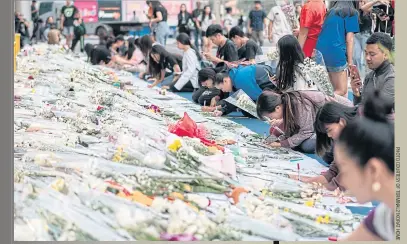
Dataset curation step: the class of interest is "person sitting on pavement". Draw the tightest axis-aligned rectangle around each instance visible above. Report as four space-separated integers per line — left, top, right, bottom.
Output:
350 32 395 112
161 33 201 92
47 24 61 45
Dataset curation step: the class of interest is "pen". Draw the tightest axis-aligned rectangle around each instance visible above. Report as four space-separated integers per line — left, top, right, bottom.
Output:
297 163 301 181
290 158 303 162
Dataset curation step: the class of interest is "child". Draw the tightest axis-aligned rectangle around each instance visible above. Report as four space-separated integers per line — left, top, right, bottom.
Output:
192 68 223 105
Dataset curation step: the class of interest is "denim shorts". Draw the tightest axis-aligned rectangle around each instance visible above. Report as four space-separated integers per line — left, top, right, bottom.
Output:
326 63 348 73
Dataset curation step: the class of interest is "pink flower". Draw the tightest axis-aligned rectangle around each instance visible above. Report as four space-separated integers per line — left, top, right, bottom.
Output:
160 233 198 241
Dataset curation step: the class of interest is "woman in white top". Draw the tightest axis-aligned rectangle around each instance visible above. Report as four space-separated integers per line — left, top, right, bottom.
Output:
196 5 216 53
163 33 201 92
273 35 320 92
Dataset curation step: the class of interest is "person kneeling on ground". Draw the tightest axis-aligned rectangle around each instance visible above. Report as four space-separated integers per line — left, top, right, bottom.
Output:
300 101 359 190
192 68 223 106
335 90 395 241
147 45 183 88
205 63 277 117
229 26 262 64
161 33 201 92
203 24 239 64
121 37 147 73
256 90 352 153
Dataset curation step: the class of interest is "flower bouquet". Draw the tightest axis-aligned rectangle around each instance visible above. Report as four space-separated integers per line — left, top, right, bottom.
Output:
277 0 299 31
224 90 259 119
302 50 335 97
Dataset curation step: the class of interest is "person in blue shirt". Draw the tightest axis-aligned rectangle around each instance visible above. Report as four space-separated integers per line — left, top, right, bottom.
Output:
210 63 276 117
316 1 360 97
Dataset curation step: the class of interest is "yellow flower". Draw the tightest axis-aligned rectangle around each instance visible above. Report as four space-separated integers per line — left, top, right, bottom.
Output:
304 200 314 207
170 192 184 200
51 178 65 192
183 184 192 192
31 89 36 93
168 139 182 152
323 215 330 224
261 189 268 197
316 216 323 224
284 208 289 212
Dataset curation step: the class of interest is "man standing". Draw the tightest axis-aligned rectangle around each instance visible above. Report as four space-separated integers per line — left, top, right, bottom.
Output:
30 1 39 42
60 0 79 48
248 1 267 47
351 32 394 110
192 1 204 50
297 0 326 57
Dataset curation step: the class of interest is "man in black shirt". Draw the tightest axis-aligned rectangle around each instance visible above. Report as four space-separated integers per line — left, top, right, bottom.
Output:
229 26 262 63
30 1 40 42
60 0 79 48
192 1 204 49
15 12 30 48
204 24 239 64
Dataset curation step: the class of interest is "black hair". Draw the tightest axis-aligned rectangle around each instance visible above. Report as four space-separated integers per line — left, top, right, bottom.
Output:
176 33 202 61
366 32 394 52
115 35 125 42
327 1 359 18
147 0 162 8
149 45 181 77
254 1 262 4
201 5 213 22
337 90 394 172
229 26 245 39
214 72 230 85
225 7 232 14
276 35 305 91
139 35 154 57
127 37 135 60
106 36 115 49
134 38 141 49
206 24 223 38
256 90 319 137
46 16 53 24
198 67 216 86
314 102 358 156
180 3 187 13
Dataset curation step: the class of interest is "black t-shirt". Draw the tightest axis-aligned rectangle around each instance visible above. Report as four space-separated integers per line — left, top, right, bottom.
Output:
238 39 262 61
154 6 168 22
31 5 38 21
359 10 372 33
61 5 78 27
91 45 112 65
192 9 203 27
216 39 239 62
161 54 182 72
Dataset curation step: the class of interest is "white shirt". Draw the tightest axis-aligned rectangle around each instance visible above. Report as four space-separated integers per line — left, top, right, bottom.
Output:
174 48 200 90
198 14 216 31
267 6 293 46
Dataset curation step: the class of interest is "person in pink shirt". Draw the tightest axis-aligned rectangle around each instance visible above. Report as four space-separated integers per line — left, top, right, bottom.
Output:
297 0 327 57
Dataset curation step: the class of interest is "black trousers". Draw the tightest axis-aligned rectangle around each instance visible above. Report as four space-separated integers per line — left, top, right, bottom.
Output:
71 35 85 52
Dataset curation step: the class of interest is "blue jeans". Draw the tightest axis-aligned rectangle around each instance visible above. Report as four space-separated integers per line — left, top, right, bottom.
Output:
193 29 202 49
295 135 316 154
155 22 170 46
353 32 370 78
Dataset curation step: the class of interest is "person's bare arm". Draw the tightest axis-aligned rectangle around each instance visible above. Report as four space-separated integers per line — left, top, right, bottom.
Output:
263 18 268 36
247 19 252 33
60 15 65 29
268 20 273 41
297 27 309 48
340 223 383 241
346 32 355 65
360 0 390 13
149 70 166 88
150 11 163 23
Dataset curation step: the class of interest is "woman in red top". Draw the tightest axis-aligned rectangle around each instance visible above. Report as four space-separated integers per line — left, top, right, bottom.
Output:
297 0 327 57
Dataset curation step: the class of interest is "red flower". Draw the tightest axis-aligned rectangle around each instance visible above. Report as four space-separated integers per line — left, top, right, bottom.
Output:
28 75 34 80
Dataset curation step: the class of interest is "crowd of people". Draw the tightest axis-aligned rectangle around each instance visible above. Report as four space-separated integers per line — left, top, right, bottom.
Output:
16 0 396 241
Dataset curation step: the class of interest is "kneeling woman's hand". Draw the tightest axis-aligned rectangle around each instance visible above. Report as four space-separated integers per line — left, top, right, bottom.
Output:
202 106 216 112
266 142 281 148
213 110 223 117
